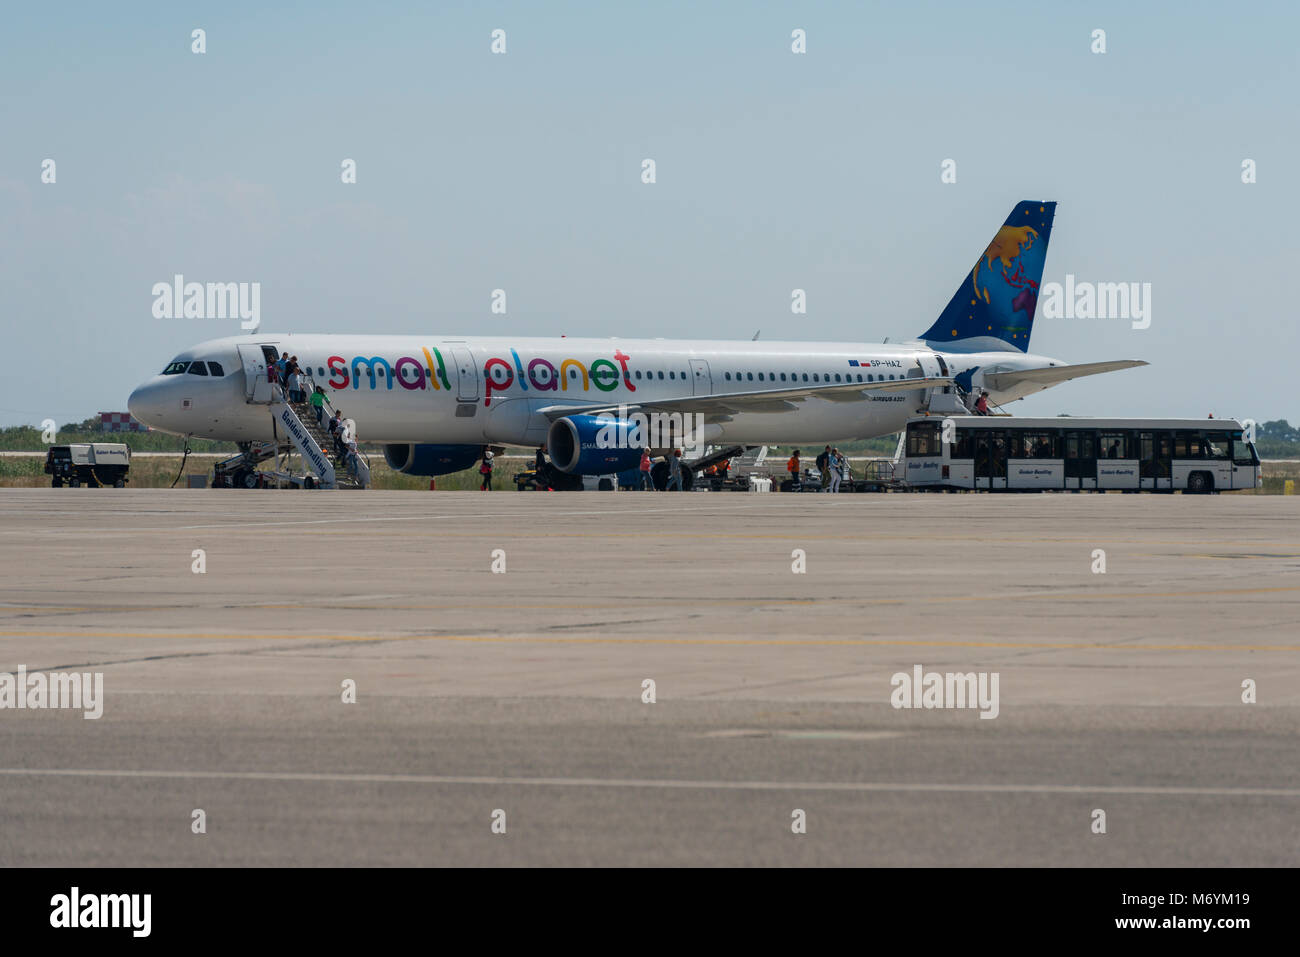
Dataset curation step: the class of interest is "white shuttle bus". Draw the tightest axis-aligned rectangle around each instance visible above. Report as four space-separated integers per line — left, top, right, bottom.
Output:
900 417 1261 493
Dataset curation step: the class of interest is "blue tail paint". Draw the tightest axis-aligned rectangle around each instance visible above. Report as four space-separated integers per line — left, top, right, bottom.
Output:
921 201 1056 353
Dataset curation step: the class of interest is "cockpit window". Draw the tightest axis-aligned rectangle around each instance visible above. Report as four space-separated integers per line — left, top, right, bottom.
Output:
162 361 189 375
187 361 209 376
207 361 224 377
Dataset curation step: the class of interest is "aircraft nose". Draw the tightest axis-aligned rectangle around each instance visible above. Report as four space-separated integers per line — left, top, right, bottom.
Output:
127 379 168 425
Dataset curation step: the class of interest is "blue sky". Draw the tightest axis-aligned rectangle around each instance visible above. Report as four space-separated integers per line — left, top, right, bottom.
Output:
2 1 1296 426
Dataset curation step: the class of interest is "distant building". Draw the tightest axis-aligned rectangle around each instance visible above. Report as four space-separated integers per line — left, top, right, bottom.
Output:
100 412 149 433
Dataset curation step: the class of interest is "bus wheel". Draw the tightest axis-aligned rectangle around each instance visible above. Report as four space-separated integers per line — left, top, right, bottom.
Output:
1187 472 1211 494
113 478 125 488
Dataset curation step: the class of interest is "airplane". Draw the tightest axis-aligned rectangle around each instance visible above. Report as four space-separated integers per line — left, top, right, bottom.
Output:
127 201 1146 483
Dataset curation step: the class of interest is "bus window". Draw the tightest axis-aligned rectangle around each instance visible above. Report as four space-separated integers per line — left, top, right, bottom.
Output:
1064 432 1095 459
1012 431 1057 458
1174 431 1204 459
1230 431 1259 466
906 422 942 457
952 429 974 460
1099 432 1129 459
1203 431 1231 459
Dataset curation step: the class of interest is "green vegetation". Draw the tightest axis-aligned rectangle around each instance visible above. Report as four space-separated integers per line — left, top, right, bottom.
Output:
0 418 237 453
770 435 901 456
1254 419 1300 459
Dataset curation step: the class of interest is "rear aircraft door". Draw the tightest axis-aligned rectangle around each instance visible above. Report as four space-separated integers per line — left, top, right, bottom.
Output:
688 359 712 396
916 354 946 407
237 344 276 403
450 348 479 403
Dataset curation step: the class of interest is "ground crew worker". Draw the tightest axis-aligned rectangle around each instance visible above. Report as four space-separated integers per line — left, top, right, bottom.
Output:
787 450 801 489
975 391 990 415
665 450 683 491
639 449 653 490
479 450 494 491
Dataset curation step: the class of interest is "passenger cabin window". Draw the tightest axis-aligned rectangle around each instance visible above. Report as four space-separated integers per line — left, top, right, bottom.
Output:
187 361 209 376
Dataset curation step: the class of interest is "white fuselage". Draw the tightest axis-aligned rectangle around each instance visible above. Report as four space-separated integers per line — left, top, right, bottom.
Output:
127 333 1065 446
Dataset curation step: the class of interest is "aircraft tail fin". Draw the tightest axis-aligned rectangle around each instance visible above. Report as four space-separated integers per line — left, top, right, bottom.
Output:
921 201 1056 353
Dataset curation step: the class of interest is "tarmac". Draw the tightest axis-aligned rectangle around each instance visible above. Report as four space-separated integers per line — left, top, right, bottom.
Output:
1 488 1297 866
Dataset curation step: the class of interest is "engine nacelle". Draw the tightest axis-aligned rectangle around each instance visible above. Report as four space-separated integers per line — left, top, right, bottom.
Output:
547 415 644 475
383 443 482 476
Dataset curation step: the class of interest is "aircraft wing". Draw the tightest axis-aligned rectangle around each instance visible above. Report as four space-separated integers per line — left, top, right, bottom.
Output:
534 376 953 420
982 360 1148 393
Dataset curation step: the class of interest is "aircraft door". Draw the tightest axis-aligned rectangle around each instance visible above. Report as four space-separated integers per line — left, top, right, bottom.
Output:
916 354 946 408
451 348 479 403
688 359 712 396
237 344 276 403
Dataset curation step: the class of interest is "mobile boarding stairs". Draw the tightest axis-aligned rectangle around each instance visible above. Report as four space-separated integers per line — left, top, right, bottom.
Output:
215 356 371 490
